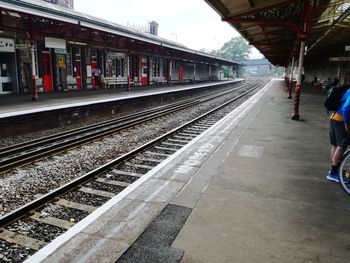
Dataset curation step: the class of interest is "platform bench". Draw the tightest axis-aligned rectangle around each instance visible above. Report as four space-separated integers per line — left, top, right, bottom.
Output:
103 77 132 89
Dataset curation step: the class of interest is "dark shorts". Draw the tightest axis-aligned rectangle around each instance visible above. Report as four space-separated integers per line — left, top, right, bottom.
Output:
329 119 350 147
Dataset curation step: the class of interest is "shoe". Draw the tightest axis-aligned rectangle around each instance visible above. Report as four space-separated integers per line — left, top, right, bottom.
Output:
327 171 339 183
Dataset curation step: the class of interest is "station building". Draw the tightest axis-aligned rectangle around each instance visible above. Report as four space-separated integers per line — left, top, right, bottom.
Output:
0 0 239 95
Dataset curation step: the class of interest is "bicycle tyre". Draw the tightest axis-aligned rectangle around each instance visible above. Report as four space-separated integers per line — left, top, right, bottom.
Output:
339 150 350 195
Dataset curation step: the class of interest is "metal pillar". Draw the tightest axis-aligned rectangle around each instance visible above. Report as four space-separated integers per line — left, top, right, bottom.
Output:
285 65 290 89
30 42 38 100
291 40 305 120
193 63 196 83
168 59 172 86
288 56 295 99
127 54 131 91
209 64 212 81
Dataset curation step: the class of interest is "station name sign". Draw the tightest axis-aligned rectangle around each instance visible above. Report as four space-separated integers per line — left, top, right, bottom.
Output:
0 38 15 52
329 57 350 61
108 52 125 59
45 37 66 49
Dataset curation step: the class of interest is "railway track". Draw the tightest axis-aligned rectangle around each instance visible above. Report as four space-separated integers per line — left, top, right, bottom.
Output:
0 81 253 174
0 79 266 262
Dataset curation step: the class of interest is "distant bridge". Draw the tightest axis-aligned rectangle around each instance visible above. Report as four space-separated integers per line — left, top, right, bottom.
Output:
235 58 273 76
237 58 271 66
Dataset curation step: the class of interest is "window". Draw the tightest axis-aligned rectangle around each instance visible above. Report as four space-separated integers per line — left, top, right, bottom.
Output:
66 47 73 76
152 58 160 77
91 49 97 63
116 58 124 77
106 58 113 77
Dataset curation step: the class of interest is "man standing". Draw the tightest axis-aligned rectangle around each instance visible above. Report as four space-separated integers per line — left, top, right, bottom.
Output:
328 85 350 182
93 65 101 89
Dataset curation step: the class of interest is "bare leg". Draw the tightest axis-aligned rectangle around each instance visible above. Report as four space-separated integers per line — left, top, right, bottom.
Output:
332 146 346 166
331 145 337 160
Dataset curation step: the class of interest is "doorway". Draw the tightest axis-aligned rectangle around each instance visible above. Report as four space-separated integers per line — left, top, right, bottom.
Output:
43 52 53 92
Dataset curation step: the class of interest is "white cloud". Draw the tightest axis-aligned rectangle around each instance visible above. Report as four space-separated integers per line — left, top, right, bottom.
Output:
74 0 239 51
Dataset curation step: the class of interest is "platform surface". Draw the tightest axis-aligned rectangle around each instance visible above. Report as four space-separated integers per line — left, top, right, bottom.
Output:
27 79 350 263
171 79 350 262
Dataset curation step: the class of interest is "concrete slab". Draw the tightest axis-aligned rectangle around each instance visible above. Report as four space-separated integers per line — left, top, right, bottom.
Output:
41 232 129 263
172 80 350 262
125 178 185 204
118 204 191 263
81 199 164 244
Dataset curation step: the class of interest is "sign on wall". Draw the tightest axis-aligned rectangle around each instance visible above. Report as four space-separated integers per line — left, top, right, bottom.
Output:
108 52 125 59
345 45 350 51
45 37 66 49
57 56 65 68
329 57 350 61
0 38 15 52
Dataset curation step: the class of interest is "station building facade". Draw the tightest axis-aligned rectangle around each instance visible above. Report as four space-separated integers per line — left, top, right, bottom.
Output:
0 0 239 95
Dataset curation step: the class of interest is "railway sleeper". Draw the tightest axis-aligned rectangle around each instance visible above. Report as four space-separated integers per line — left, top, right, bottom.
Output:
29 212 74 230
144 151 171 158
177 132 198 138
153 146 178 154
109 169 143 178
191 125 210 129
0 228 45 251
167 138 189 144
135 157 163 164
124 162 155 170
197 121 216 126
183 128 205 133
79 187 115 199
172 135 193 141
53 199 97 213
95 177 130 188
161 142 185 148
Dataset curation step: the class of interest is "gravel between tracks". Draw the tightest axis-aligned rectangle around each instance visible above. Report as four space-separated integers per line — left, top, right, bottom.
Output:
0 84 263 216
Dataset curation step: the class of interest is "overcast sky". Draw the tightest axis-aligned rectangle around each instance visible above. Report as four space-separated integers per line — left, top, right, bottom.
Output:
74 0 240 51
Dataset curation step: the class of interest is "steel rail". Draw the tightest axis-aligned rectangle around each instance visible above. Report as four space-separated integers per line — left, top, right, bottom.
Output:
0 81 252 174
0 81 262 228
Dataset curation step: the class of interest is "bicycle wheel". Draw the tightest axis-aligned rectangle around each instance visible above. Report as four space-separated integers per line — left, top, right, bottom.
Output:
339 151 350 195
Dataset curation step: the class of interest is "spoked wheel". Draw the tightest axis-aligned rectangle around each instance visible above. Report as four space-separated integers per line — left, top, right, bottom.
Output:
339 151 350 195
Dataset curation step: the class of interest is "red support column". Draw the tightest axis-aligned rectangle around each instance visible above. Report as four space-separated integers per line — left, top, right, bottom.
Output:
291 0 313 113
291 39 306 120
30 41 38 101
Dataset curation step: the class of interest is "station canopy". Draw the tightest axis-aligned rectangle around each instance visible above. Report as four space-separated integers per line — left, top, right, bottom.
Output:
0 0 241 66
205 0 350 66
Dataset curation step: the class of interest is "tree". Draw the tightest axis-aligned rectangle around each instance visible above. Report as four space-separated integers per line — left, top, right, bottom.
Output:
218 36 251 61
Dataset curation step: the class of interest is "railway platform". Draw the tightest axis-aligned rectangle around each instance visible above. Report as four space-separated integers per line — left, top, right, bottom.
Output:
0 80 240 119
27 79 350 262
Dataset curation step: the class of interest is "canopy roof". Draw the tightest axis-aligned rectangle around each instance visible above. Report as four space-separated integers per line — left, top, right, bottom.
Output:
205 0 350 66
